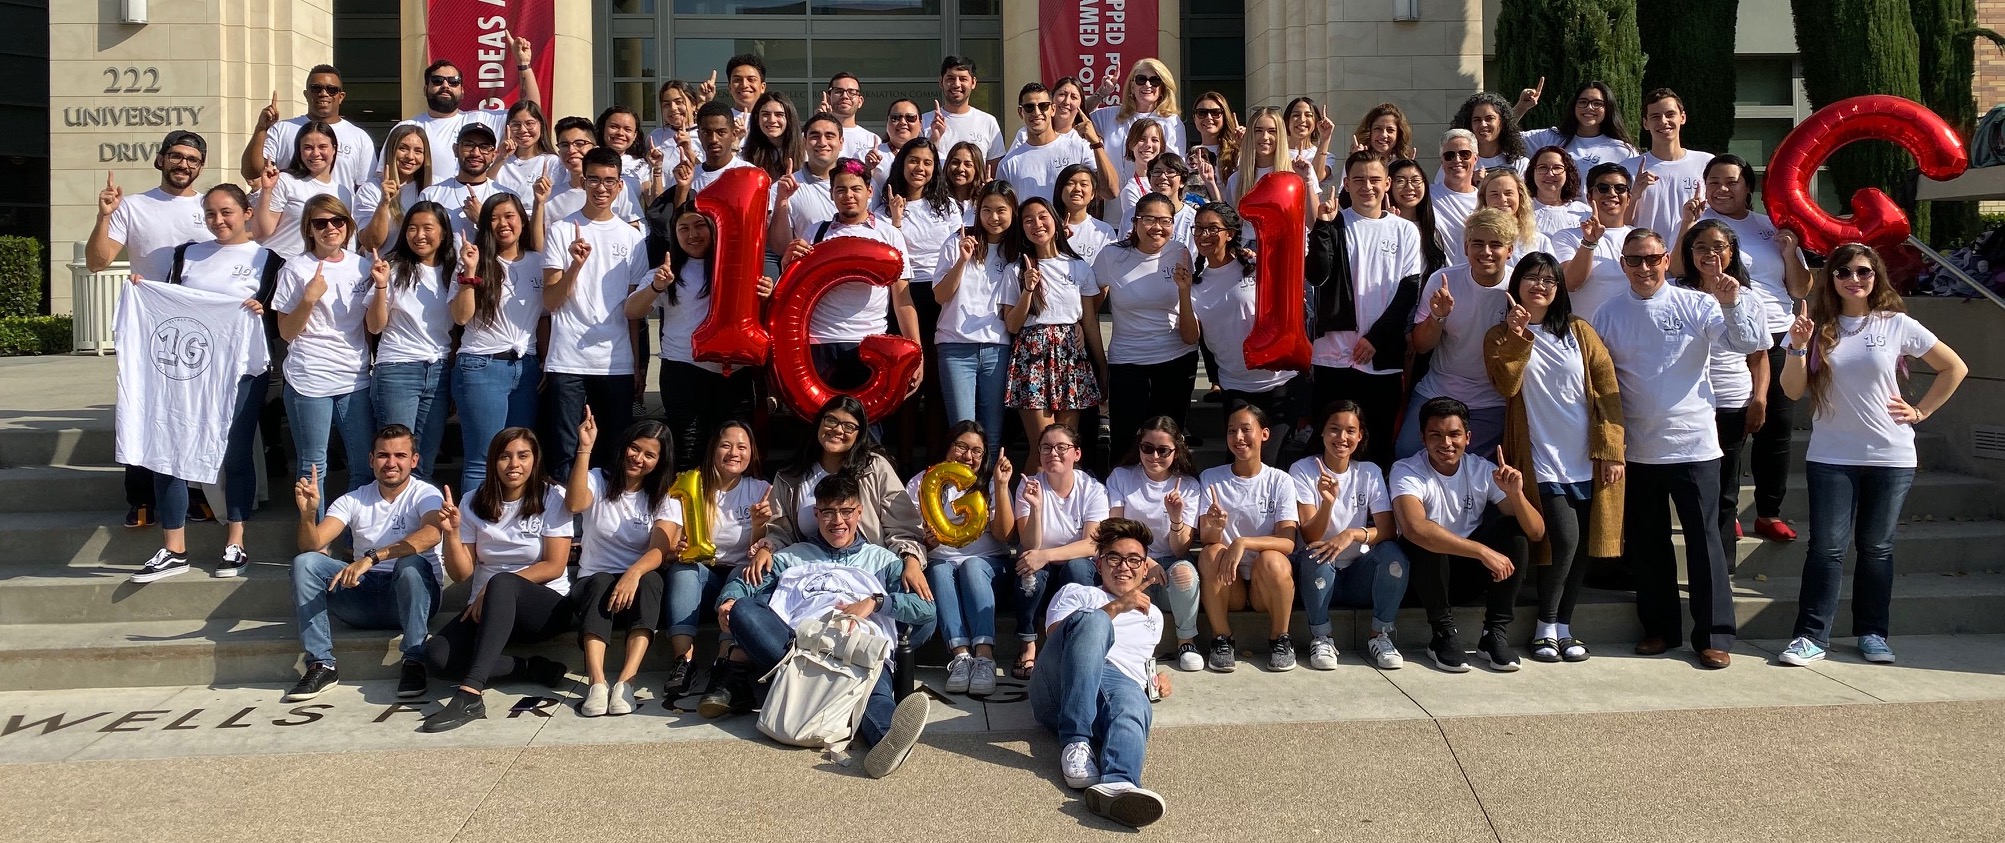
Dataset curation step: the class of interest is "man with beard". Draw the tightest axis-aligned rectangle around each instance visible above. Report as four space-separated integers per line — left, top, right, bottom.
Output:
396 36 541 188
920 56 1004 167
241 64 378 189
420 123 515 243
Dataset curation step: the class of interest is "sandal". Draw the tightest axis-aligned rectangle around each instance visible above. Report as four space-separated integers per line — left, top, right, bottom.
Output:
1012 654 1036 681
1559 637 1590 662
1529 637 1562 663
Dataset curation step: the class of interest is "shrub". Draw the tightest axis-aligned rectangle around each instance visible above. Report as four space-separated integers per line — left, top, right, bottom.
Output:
0 236 42 318
0 315 74 356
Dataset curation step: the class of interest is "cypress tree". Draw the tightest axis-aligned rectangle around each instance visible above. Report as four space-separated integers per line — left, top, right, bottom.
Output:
1912 0 2001 246
1638 1 1739 154
1790 0 1928 245
1496 0 1647 134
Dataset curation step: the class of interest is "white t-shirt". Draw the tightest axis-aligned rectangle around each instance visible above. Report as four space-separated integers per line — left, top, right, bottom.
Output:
1477 153 1529 180
373 263 452 364
1806 313 1940 468
1590 283 1765 464
265 117 379 191
933 242 1010 346
1624 149 1715 241
1411 266 1510 410
653 257 720 372
418 177 519 245
994 133 1096 207
1533 199 1592 239
173 240 272 302
688 156 758 198
262 173 354 261
1045 583 1163 689
1547 223 1636 321
460 256 543 357
841 125 881 159
649 126 697 176
353 182 422 238
492 153 561 219
1093 242 1196 365
545 168 645 224
1191 258 1297 393
106 188 211 283
456 486 574 596
1690 283 1775 409
1312 209 1424 375
1391 452 1507 539
112 283 266 484
271 250 375 397
784 168 838 240
327 480 445 576
1089 107 1187 186
1522 127 1636 175
1287 456 1390 565
1064 216 1117 266
577 468 685 577
1002 255 1091 327
812 215 913 343
540 212 648 375
1702 209 1799 333
395 110 509 188
923 106 1006 162
904 471 1007 565
881 197 963 286
1104 464 1200 559
1196 464 1297 571
791 464 831 544
1431 186 1481 266
1520 324 1594 485
1014 470 1110 548
708 476 774 567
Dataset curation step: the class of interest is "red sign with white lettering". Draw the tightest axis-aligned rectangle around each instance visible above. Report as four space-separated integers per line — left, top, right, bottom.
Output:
1039 0 1161 91
425 0 555 112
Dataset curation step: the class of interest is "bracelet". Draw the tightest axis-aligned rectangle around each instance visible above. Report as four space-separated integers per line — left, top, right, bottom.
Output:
650 281 668 293
457 275 481 287
1088 142 1104 150
1786 346 1808 357
517 63 531 71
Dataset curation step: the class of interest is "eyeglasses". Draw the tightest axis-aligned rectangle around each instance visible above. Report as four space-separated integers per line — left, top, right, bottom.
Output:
427 75 463 88
1533 164 1569 175
506 120 541 132
460 142 496 153
308 217 349 231
1097 552 1150 570
558 139 595 150
1392 176 1426 188
1135 214 1173 227
1591 182 1631 196
820 418 862 435
1575 98 1608 110
1019 101 1054 113
1038 442 1078 455
815 506 862 520
1693 243 1733 256
307 84 343 95
582 176 623 189
888 113 921 123
1832 265 1877 281
1521 274 1558 289
1621 253 1668 268
162 152 204 166
1441 149 1475 161
827 87 862 99
1194 225 1231 236
1193 107 1225 119
1131 75 1163 88
1138 443 1176 458
948 441 986 457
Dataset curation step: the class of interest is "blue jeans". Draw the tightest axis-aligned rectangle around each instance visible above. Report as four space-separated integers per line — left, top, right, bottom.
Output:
156 373 267 528
290 551 440 666
284 383 377 509
372 359 450 480
1017 556 1097 643
731 596 899 747
1794 461 1916 646
1395 401 1506 461
1297 542 1410 637
927 554 1013 649
1146 557 1202 642
1030 609 1152 786
453 352 541 491
663 562 719 638
937 342 1009 454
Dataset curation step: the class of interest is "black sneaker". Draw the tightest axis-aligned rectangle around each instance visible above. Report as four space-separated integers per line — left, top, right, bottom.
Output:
284 662 339 701
1268 634 1297 672
521 655 568 688
396 659 429 698
664 656 694 698
697 661 753 718
1427 629 1471 673
123 504 153 529
1478 629 1521 672
187 497 216 523
130 548 190 583
214 544 250 578
420 689 486 733
1206 635 1237 673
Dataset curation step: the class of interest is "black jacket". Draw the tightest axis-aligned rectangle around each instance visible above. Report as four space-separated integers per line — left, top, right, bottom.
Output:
1305 215 1422 372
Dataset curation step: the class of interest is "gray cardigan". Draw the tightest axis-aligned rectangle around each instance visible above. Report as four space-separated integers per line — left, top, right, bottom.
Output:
761 452 927 565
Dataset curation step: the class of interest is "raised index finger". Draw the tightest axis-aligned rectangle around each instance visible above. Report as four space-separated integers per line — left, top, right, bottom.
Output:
1534 76 1546 96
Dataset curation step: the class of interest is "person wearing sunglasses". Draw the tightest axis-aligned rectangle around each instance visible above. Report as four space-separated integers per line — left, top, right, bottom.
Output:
869 99 925 187
1550 161 1639 320
1189 90 1242 185
1622 88 1713 239
1775 244 1967 668
1031 517 1171 828
995 82 1116 208
1431 129 1482 267
1589 227 1766 670
1009 75 1089 151
1104 417 1202 672
1087 57 1186 190
243 64 378 190
395 41 541 188
272 194 382 505
1517 80 1637 176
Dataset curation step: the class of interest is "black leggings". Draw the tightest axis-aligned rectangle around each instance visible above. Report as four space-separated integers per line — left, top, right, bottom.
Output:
1716 407 1750 565
575 570 665 642
426 572 577 691
1536 493 1593 625
1107 352 1199 457
1749 338 1797 519
657 360 759 471
1401 509 1529 635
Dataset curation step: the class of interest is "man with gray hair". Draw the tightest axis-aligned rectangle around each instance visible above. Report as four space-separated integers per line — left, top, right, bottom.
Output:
1432 128 1481 265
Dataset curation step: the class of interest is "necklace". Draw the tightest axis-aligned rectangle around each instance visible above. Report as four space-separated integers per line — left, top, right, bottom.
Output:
1837 313 1875 338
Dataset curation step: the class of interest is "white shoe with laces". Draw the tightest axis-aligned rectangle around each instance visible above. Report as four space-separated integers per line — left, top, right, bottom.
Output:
1060 740 1100 789
1368 633 1404 669
945 653 973 694
1307 636 1339 671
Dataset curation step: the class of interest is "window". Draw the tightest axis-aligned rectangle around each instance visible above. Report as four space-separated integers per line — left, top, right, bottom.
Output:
1182 0 1245 120
333 0 400 139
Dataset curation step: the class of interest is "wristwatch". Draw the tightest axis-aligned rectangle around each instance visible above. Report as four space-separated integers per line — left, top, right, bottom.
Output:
361 548 381 565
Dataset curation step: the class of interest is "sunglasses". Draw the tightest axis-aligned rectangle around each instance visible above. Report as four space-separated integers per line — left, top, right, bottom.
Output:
1019 101 1054 113
1621 253 1667 268
1441 149 1475 161
427 75 462 88
1193 107 1225 119
1131 74 1163 87
888 113 920 123
1138 443 1176 458
1832 265 1877 281
307 84 343 95
309 216 349 231
1592 182 1631 195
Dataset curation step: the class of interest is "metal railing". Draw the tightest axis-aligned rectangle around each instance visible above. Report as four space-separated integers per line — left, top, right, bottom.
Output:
67 242 127 356
1907 236 2005 314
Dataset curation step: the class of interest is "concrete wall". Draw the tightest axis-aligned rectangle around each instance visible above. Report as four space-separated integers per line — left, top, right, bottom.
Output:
1905 298 2005 486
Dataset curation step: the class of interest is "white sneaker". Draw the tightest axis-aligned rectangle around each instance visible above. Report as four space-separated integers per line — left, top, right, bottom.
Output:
1173 642 1204 672
1367 633 1404 669
945 653 973 694
607 680 636 715
581 681 610 717
968 656 998 696
1060 740 1100 789
1307 636 1339 671
1085 781 1167 828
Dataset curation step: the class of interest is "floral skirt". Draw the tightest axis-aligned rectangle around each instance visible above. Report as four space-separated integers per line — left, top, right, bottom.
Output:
1004 323 1102 411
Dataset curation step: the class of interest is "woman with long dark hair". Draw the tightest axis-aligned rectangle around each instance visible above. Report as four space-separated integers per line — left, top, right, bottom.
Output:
1386 158 1447 278
1052 162 1116 264
356 123 429 254
678 420 772 699
934 180 1017 455
1452 91 1529 177
743 395 927 591
740 91 801 181
1283 96 1338 184
1676 219 1776 573
1004 196 1104 437
993 421 1106 680
452 193 544 491
1088 192 1198 458
1189 202 1295 461
494 100 559 217
878 137 961 348
1195 404 1301 672
1190 90 1242 184
563 415 684 716
1290 400 1406 671
367 199 456 479
907 420 1016 696
1521 80 1637 174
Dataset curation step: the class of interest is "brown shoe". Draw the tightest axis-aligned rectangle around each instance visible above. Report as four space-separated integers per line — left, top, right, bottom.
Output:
1633 636 1670 656
1697 649 1732 669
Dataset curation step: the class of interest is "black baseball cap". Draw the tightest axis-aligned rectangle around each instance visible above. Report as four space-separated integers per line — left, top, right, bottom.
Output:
160 130 207 159
457 123 498 144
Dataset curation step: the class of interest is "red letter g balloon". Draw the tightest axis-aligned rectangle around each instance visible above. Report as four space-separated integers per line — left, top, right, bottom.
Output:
766 238 923 422
1763 95 1967 255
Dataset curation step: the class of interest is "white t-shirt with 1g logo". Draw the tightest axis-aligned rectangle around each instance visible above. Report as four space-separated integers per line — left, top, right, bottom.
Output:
456 486 575 595
113 281 266 484
327 479 445 578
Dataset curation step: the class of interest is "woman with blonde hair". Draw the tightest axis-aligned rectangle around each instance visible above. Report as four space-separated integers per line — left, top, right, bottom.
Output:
1226 106 1318 208
1353 103 1415 161
1477 168 1551 263
1088 57 1185 186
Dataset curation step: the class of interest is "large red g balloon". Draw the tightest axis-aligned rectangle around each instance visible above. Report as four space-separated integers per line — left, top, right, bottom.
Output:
690 166 773 367
1236 172 1311 371
766 237 923 422
1763 95 1967 255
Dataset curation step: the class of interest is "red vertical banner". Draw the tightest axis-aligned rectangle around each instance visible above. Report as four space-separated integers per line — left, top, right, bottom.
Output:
425 0 556 112
1039 0 1161 89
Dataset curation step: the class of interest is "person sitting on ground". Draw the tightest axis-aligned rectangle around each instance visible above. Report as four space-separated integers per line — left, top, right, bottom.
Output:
1031 516 1171 829
702 472 935 779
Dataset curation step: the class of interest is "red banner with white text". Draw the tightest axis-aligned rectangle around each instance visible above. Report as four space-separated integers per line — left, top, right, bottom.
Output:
425 0 555 113
1039 0 1160 95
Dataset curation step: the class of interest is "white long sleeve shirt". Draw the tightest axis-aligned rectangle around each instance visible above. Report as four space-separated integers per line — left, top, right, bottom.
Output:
1589 283 1765 464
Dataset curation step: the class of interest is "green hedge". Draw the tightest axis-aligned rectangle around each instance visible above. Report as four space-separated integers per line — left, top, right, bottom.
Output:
0 316 73 356
0 236 42 319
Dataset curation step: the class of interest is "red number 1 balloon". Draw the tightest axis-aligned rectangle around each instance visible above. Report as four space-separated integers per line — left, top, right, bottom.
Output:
1763 95 1967 255
1236 172 1311 371
690 166 773 367
766 237 924 422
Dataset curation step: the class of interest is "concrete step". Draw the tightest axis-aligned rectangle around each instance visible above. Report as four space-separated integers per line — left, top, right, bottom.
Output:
1707 518 2005 578
1721 470 2002 523
0 427 116 469
0 510 305 570
5 571 2003 691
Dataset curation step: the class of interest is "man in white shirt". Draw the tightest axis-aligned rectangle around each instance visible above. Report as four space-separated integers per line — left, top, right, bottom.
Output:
774 113 844 243
1623 88 1713 243
394 40 541 188
994 82 1117 207
542 148 651 478
1397 208 1517 459
284 424 447 703
1307 152 1424 467
1589 227 1765 669
725 53 767 126
823 72 881 158
1029 518 1171 829
780 159 923 394
545 116 642 227
1392 398 1544 673
1433 129 1482 266
922 56 1005 167
419 123 514 243
241 64 378 189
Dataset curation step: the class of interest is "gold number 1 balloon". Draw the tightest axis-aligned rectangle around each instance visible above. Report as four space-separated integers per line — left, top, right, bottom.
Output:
668 469 716 561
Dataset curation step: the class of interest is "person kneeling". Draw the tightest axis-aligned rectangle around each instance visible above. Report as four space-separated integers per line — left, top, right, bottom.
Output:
1031 517 1171 829
1392 397 1544 672
704 472 935 779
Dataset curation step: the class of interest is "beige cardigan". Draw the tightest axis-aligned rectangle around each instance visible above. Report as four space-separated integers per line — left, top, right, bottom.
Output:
761 452 927 564
1483 318 1626 563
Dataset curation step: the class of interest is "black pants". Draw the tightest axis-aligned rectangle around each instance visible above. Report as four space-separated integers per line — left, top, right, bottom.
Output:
1311 366 1403 469
575 570 666 642
1748 338 1797 519
1536 493 1593 624
1401 509 1528 635
542 373 635 479
810 342 870 392
1107 352 1198 457
1715 407 1750 568
1624 459 1735 652
124 465 154 507
426 572 578 691
658 360 760 472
